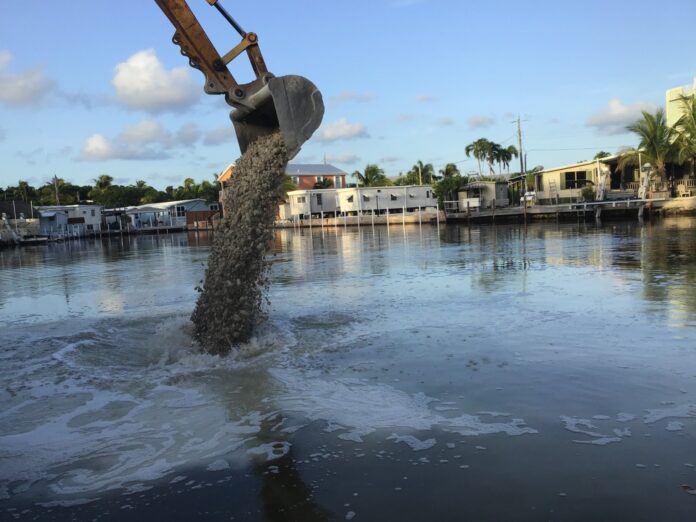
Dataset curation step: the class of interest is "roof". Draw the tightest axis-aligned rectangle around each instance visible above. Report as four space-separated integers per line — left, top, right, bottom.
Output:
540 155 619 174
38 204 101 210
218 163 235 183
127 199 207 212
286 164 347 176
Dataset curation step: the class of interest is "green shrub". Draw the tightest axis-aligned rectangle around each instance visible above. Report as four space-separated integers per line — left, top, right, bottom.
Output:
581 186 595 202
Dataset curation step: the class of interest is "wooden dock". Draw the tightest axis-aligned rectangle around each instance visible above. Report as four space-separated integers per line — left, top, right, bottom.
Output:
445 199 676 223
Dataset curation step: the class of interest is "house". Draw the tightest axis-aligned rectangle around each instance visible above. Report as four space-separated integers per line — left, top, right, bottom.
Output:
282 185 436 219
286 164 349 189
125 199 210 229
39 209 70 236
666 77 696 128
457 181 510 211
38 204 103 235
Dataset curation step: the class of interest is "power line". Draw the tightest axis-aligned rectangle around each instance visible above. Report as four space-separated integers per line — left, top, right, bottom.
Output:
528 146 627 152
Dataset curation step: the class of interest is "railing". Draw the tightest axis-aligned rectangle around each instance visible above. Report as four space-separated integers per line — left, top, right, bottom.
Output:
625 182 640 192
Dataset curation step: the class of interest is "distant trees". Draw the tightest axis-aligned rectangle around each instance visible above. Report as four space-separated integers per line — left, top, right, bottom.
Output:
1 174 221 208
594 151 612 160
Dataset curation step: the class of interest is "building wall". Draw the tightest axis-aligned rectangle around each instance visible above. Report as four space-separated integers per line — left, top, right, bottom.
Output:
535 162 598 203
284 186 436 218
666 78 696 128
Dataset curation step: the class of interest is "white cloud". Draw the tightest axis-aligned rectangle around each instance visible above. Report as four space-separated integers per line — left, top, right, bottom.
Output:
0 50 56 107
436 117 455 126
380 156 401 163
203 126 236 146
325 153 360 165
316 118 369 143
416 95 435 103
79 119 201 161
330 91 376 104
467 115 495 129
112 49 200 113
587 98 657 135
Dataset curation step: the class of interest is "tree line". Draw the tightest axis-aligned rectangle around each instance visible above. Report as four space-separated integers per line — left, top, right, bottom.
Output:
1 174 220 208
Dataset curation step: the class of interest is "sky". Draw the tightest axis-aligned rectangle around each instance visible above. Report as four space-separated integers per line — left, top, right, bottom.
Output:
1 0 695 190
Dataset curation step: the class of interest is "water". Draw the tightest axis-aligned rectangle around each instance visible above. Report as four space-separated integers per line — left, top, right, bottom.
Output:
1 219 696 521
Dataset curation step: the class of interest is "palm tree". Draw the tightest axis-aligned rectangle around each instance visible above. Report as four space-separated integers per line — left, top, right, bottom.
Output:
465 138 493 177
135 180 148 190
619 109 680 190
497 145 519 175
94 174 113 190
409 160 436 184
439 163 461 178
675 94 696 176
353 164 389 187
594 151 612 160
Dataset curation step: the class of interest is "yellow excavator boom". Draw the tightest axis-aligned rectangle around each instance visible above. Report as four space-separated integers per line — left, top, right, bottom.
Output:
153 0 324 158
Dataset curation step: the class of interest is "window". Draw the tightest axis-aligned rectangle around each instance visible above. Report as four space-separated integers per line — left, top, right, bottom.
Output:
297 196 306 203
347 195 354 203
537 174 544 192
426 190 431 198
87 224 94 230
390 194 398 201
292 176 299 185
335 176 342 188
316 176 323 182
176 205 186 217
316 194 323 206
362 195 370 201
209 203 220 211
91 209 95 217
562 171 589 189
83 210 87 215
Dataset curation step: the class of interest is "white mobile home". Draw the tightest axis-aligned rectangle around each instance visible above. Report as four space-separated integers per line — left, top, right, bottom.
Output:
458 182 509 211
126 199 210 229
38 204 103 235
284 186 436 219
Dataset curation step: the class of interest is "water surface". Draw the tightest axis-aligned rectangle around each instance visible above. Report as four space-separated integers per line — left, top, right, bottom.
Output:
1 219 696 520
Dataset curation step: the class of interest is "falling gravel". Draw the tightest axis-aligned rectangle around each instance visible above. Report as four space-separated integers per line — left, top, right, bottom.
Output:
191 132 288 354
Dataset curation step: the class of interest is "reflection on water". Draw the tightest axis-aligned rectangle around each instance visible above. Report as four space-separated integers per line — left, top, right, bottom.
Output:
1 218 696 520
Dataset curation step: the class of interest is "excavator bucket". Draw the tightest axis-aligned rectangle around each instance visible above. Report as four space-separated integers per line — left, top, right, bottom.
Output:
230 75 324 160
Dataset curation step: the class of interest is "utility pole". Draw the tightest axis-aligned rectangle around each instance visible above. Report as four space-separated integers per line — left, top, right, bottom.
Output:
53 174 61 205
516 116 527 222
418 164 422 185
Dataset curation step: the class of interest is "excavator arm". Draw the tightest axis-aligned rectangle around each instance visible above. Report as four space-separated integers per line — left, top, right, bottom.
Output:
154 0 324 159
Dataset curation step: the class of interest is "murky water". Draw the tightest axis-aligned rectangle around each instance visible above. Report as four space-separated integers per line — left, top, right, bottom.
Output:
1 219 696 521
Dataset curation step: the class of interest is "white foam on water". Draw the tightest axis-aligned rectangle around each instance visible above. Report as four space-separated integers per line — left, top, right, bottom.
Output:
666 421 685 432
247 441 291 462
387 434 437 451
560 417 605 438
644 404 696 424
617 413 635 422
270 368 536 443
562 416 625 445
207 460 231 472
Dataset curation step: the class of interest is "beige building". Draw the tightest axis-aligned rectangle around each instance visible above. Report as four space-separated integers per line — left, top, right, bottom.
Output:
666 77 696 128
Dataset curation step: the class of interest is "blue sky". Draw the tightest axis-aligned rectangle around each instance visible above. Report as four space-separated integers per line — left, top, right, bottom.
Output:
1 0 695 189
